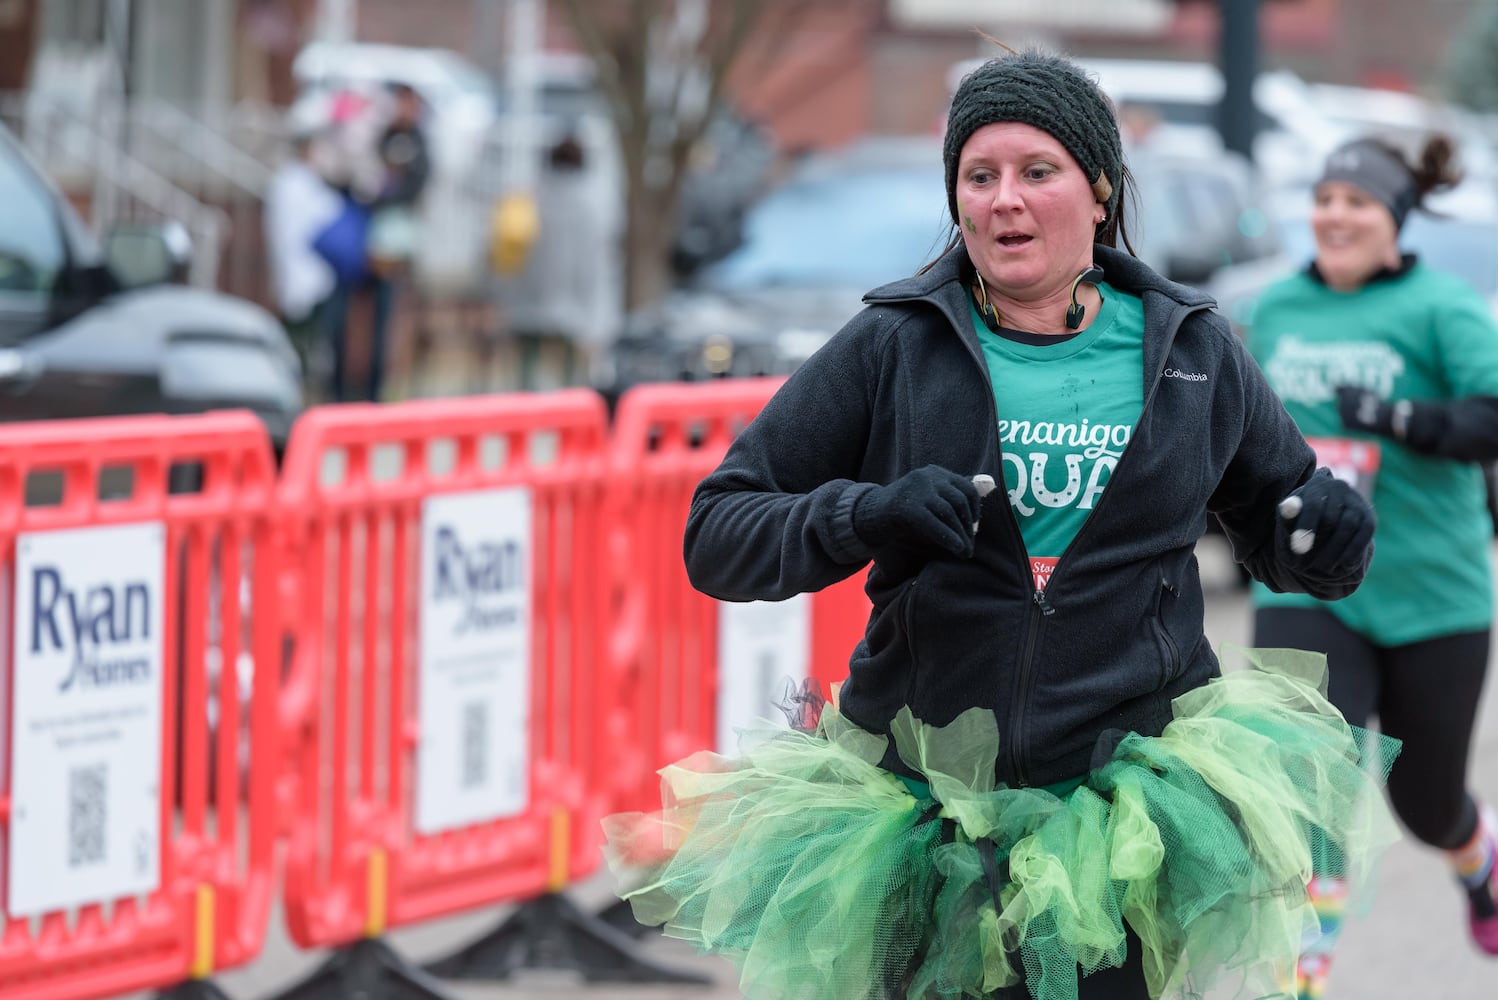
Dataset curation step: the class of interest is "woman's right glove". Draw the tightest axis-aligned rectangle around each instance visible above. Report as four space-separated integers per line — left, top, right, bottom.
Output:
852 465 984 558
1273 467 1376 587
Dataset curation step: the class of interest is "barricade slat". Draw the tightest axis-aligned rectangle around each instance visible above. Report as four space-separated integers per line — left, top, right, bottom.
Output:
0 411 280 1000
606 379 873 817
277 392 611 949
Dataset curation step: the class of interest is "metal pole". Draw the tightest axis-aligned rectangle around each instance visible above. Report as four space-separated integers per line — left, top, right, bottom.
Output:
490 0 545 274
1218 0 1260 162
502 0 543 195
316 0 358 44
473 0 505 77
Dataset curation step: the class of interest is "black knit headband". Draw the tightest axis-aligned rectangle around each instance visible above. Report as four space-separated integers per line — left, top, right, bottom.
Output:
1317 140 1417 230
943 50 1123 227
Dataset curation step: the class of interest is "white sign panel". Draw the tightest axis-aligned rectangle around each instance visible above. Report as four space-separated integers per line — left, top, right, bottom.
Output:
8 522 165 916
716 596 811 754
416 489 532 834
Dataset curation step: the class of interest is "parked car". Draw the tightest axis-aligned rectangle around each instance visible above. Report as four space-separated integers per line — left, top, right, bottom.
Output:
1127 145 1282 287
595 137 949 408
0 121 304 456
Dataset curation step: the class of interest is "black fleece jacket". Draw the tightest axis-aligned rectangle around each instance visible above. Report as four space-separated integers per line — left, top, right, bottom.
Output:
685 243 1358 788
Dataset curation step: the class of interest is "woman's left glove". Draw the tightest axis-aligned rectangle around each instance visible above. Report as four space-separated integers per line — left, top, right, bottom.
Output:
1274 467 1376 586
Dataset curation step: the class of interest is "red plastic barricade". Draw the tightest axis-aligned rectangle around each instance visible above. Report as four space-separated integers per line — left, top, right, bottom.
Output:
606 379 872 817
276 392 611 952
0 412 281 1000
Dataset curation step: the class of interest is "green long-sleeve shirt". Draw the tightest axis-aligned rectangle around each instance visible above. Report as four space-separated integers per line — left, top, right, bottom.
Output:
1248 262 1498 645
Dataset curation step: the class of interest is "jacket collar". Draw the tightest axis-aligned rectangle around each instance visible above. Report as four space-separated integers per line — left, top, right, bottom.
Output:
862 242 1217 313
1306 252 1418 288
860 243 1215 394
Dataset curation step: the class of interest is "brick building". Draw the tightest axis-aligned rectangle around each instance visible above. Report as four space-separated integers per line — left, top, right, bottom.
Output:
346 0 1482 152
0 1 1487 152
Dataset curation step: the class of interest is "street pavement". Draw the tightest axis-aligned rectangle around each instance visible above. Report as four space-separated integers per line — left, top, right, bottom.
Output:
180 538 1498 1000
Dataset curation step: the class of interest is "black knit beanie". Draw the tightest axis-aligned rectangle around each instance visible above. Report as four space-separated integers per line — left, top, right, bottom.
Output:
943 50 1123 227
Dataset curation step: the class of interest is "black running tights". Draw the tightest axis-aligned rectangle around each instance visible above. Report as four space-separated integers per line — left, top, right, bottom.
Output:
1254 607 1491 849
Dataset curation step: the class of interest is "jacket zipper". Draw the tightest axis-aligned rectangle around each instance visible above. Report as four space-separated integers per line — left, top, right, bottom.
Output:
1008 588 1054 787
872 284 1209 787
1154 572 1180 688
943 310 1048 787
1003 300 1209 787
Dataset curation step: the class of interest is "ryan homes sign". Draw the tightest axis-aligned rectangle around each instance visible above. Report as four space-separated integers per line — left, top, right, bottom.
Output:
416 489 533 834
7 523 165 916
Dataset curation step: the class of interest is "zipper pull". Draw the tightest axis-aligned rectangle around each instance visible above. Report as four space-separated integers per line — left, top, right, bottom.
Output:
1033 589 1055 616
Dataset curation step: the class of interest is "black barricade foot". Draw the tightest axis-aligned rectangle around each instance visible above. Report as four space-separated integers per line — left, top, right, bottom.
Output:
422 891 711 985
267 937 459 1000
595 895 661 939
154 979 233 1000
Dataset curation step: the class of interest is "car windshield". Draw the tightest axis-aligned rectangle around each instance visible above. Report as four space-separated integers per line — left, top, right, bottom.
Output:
1276 213 1498 295
702 167 949 292
0 137 67 307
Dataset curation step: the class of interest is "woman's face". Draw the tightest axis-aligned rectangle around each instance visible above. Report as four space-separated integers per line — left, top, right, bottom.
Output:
1311 180 1401 291
954 122 1103 301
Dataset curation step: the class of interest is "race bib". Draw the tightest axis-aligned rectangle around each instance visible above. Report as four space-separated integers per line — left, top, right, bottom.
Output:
1306 437 1381 500
1031 557 1058 592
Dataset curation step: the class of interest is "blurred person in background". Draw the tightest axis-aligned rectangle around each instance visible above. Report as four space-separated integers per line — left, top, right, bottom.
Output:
603 47 1395 1000
264 97 342 394
1248 134 1498 997
319 81 429 403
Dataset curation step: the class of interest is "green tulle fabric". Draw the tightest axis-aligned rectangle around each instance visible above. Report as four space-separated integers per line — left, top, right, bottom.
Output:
602 647 1401 1000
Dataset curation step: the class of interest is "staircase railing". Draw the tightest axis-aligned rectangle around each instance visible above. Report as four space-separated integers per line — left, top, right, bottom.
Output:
0 90 228 290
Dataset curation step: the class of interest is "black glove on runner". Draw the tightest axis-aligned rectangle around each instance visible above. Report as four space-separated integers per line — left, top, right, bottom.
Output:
1336 385 1433 445
1273 467 1376 586
853 465 984 558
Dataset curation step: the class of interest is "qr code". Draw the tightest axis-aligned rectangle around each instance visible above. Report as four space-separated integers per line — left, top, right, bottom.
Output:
69 764 107 867
461 701 488 790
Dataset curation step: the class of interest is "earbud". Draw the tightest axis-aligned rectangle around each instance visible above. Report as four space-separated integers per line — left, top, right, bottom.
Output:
975 266 1103 333
1064 265 1105 330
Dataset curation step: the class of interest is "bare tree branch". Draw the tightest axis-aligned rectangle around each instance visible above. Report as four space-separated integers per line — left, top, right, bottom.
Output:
556 0 631 123
634 0 663 31
554 0 835 308
668 0 762 169
743 0 819 80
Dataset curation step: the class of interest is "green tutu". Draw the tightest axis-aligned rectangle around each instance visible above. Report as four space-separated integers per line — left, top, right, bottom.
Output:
602 648 1401 1000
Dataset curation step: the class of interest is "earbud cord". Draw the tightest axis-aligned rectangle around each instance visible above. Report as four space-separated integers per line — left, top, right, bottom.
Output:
974 271 999 330
1065 265 1106 330
975 266 1104 333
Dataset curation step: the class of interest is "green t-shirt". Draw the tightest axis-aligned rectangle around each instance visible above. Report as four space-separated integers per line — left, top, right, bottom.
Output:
971 282 1146 590
1248 263 1498 645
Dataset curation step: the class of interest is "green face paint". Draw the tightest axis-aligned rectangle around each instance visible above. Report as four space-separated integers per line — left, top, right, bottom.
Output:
963 214 978 234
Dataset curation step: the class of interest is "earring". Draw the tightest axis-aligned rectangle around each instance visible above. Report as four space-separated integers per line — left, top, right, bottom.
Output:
1096 210 1107 224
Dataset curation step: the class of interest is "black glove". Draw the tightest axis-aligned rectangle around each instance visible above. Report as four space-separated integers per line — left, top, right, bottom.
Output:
853 465 984 558
1336 385 1434 446
1273 467 1376 585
